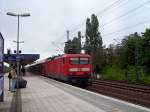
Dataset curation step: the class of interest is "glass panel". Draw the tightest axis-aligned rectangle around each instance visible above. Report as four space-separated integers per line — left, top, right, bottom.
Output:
80 58 89 64
70 58 79 64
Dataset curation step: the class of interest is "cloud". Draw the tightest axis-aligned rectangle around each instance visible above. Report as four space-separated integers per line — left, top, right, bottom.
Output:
1 0 149 59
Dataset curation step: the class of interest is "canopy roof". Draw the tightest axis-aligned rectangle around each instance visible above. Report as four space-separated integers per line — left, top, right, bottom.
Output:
4 54 40 65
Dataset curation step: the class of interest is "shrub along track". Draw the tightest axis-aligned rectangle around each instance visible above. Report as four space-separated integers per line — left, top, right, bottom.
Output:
86 80 150 108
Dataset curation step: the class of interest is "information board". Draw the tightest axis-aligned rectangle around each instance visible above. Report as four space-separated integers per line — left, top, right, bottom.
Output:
0 33 4 102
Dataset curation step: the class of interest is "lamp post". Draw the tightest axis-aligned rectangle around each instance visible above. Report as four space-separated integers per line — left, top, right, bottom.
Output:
7 12 30 89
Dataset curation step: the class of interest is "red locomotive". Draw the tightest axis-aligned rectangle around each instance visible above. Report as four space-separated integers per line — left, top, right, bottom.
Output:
28 54 92 84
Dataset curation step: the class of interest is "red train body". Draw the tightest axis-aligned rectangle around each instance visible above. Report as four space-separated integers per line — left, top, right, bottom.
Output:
28 54 92 84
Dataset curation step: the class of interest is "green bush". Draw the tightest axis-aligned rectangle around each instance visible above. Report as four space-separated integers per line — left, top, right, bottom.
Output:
101 65 150 84
101 65 126 81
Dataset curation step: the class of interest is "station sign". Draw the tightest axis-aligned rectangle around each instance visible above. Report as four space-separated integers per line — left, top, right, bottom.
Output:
0 33 4 102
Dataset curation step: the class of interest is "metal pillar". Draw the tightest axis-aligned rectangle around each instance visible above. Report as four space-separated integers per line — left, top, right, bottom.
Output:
134 32 140 81
16 16 20 89
0 33 4 101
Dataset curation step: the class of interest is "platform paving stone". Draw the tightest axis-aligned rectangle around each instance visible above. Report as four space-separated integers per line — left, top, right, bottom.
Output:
1 73 149 112
21 75 105 112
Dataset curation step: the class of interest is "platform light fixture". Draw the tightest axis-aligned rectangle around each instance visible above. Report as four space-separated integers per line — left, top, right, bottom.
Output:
7 12 30 17
7 12 30 89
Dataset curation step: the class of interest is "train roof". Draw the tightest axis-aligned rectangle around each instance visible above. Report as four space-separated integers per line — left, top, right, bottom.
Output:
62 54 91 58
26 59 45 68
27 54 91 67
45 54 90 61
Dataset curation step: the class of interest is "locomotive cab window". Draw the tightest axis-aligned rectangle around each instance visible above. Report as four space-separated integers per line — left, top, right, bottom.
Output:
80 58 89 64
70 58 79 64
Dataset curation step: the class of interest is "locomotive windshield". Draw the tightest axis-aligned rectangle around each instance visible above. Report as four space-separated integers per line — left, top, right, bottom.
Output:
80 58 89 64
70 58 79 64
70 57 89 64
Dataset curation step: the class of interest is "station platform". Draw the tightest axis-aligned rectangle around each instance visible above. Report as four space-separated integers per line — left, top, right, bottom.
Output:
0 73 150 112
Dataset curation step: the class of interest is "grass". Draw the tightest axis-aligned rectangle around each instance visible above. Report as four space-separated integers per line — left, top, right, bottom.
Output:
100 65 150 84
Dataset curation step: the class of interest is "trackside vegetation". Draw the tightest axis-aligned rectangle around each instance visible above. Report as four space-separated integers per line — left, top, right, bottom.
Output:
64 14 150 84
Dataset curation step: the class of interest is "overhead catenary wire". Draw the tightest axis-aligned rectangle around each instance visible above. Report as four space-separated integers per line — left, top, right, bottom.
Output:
100 7 150 32
69 0 150 37
100 0 150 29
51 41 63 51
55 0 149 42
69 0 126 32
67 0 129 40
96 0 128 16
46 0 150 54
69 0 150 38
102 18 150 37
52 0 126 43
68 0 150 40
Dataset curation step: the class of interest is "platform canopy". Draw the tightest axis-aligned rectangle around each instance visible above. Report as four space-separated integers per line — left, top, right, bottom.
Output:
4 54 40 65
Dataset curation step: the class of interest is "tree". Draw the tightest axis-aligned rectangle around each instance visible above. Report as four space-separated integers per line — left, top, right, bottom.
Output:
64 31 81 54
77 31 82 52
85 14 102 54
85 18 91 54
106 44 115 67
120 34 137 66
141 29 150 74
90 14 102 51
85 14 103 73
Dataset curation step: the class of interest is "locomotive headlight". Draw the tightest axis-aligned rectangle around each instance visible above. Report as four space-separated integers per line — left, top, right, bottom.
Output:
81 68 90 71
69 68 78 72
69 68 90 72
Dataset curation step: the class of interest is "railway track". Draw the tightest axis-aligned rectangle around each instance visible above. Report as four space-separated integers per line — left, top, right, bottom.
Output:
87 80 150 108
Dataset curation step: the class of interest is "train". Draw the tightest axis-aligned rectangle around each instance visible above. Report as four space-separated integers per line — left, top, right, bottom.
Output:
27 54 92 84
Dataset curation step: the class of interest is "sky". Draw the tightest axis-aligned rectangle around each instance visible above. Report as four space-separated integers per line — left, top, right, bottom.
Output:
0 0 150 60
